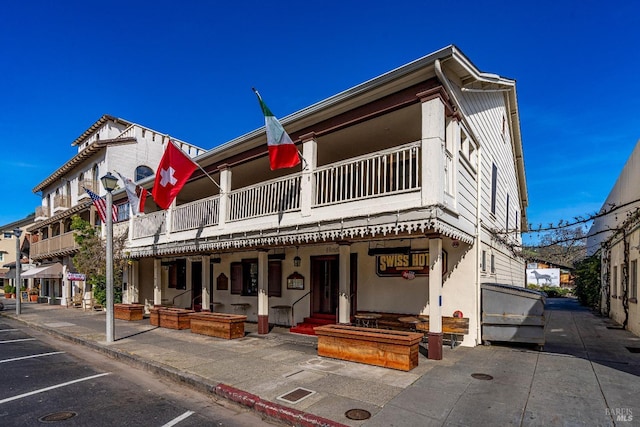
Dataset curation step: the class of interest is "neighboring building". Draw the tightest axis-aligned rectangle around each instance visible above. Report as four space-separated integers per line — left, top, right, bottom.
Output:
1 214 35 294
119 45 528 349
587 139 640 336
27 115 205 305
525 260 574 288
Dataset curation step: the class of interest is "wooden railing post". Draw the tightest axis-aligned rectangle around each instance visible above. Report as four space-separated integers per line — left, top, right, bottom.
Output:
300 133 317 217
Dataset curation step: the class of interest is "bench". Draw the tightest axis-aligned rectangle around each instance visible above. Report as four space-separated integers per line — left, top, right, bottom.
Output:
149 307 194 329
314 324 424 371
189 312 247 339
356 311 469 348
416 316 470 348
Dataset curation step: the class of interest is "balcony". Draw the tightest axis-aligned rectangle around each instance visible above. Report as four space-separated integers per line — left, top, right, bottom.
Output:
30 230 79 259
52 194 71 214
78 179 97 197
132 142 423 242
35 206 49 221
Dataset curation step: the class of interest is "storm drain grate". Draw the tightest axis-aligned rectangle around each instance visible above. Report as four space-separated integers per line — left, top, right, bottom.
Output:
277 387 316 404
626 347 640 353
345 409 371 420
39 411 78 422
471 373 494 380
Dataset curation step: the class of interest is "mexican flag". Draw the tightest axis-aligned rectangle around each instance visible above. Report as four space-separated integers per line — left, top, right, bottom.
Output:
253 89 301 170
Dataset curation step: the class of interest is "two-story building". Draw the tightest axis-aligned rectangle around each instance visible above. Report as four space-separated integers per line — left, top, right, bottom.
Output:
120 45 528 351
587 138 640 336
27 114 205 305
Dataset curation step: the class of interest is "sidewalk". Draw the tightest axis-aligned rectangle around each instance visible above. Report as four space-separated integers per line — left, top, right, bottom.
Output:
1 298 639 426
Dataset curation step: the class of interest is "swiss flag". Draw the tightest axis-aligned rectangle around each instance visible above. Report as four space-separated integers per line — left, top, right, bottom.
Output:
152 141 198 210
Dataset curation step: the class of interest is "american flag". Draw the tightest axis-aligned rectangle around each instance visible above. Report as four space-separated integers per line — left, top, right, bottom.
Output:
84 187 117 223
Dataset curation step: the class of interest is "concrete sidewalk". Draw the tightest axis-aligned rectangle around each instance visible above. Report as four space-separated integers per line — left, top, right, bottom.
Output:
1 297 639 426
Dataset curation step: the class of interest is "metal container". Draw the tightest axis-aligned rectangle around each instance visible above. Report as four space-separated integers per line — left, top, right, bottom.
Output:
481 283 546 349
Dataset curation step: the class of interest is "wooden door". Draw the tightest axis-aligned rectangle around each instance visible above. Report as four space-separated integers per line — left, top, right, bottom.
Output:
311 255 339 315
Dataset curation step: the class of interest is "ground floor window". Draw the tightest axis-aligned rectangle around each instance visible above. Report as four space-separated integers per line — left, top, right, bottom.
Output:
230 259 281 297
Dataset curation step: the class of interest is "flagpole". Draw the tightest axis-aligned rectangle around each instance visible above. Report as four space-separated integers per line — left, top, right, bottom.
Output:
166 138 221 190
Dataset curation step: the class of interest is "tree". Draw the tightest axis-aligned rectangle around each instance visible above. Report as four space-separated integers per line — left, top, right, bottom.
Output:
71 215 127 305
573 253 601 309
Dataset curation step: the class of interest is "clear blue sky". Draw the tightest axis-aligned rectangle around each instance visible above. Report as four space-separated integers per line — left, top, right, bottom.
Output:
1 0 638 245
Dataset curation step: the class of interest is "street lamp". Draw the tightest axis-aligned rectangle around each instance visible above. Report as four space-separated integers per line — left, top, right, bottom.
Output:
13 228 22 315
101 172 118 343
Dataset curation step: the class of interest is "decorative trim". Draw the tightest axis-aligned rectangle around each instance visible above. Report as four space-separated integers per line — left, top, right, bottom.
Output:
126 218 474 259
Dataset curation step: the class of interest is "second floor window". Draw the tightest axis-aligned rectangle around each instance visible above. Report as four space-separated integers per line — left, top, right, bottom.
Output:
136 165 154 182
491 163 498 215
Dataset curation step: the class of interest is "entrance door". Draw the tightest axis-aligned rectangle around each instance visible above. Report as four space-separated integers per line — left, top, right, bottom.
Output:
311 256 339 315
192 261 202 310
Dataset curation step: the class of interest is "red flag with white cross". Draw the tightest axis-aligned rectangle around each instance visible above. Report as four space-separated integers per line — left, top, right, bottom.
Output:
152 141 197 210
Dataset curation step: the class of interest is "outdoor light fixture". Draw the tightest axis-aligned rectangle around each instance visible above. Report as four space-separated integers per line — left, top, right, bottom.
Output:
100 172 118 193
101 172 117 343
293 247 301 267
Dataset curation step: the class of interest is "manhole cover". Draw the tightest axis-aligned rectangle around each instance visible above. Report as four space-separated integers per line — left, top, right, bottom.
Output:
277 387 315 404
626 347 640 353
39 411 78 422
345 409 371 420
471 373 494 380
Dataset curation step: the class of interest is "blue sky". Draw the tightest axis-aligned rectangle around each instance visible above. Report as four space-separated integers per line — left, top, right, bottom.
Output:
1 0 638 245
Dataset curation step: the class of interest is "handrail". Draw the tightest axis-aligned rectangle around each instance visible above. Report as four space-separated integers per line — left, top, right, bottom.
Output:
291 291 311 327
192 294 202 310
172 289 191 307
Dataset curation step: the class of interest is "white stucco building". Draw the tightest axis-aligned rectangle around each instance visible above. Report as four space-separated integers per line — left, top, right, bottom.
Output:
116 45 529 355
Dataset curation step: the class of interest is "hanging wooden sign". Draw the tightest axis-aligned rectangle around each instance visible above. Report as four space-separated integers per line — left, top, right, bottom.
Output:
375 250 447 277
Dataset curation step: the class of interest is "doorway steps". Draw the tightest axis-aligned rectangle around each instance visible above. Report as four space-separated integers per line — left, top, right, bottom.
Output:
289 313 336 336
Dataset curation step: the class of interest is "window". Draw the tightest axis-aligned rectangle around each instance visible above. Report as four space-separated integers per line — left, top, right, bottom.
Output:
167 259 187 290
117 203 130 222
491 163 498 215
135 165 154 182
230 259 282 297
612 266 618 297
0 253 4 262
631 260 638 301
481 250 487 272
490 254 495 274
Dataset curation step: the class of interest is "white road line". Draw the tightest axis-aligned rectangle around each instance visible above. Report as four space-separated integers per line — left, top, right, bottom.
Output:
161 411 195 427
0 338 36 344
0 351 65 364
0 329 18 332
0 373 110 404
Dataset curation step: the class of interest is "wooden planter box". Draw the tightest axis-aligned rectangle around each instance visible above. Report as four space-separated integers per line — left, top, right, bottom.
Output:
189 312 247 339
314 324 423 371
149 307 194 329
114 303 145 321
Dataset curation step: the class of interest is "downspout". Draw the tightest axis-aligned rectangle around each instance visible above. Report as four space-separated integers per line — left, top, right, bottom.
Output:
434 59 483 345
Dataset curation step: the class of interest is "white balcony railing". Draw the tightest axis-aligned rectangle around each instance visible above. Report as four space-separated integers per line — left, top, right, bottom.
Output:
228 174 302 222
172 195 220 232
132 210 166 239
131 142 422 239
314 142 421 206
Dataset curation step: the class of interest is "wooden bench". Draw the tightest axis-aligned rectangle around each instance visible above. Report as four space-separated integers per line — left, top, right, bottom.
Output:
416 316 470 348
189 312 247 339
114 303 145 321
314 324 424 371
149 307 194 329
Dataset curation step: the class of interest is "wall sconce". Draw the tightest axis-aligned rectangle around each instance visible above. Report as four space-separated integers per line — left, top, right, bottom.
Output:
293 246 301 267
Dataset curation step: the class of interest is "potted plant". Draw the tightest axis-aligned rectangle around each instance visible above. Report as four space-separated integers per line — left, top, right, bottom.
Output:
3 284 11 299
28 287 39 302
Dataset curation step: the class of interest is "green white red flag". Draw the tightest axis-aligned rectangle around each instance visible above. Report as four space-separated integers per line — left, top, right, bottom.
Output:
253 89 301 170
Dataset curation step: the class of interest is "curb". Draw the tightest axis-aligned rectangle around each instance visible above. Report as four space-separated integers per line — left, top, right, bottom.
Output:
0 312 347 427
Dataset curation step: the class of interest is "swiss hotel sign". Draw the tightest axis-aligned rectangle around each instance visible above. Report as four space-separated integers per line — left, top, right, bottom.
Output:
376 250 447 277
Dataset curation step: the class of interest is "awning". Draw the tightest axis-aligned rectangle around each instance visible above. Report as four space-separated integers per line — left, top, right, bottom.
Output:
21 263 63 279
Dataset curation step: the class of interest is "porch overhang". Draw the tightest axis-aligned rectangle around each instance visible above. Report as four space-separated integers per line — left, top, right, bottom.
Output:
125 214 474 259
